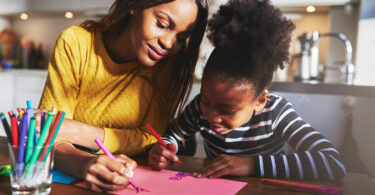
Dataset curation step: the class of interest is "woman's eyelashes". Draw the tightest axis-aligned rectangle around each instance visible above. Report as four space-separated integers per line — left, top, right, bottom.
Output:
156 18 188 43
156 18 169 29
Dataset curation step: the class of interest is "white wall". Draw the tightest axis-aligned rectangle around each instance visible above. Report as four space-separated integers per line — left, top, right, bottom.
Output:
0 16 10 30
355 17 375 85
352 0 375 86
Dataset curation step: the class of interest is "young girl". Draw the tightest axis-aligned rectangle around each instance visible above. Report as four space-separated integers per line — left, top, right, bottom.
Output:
148 0 346 181
27 0 208 192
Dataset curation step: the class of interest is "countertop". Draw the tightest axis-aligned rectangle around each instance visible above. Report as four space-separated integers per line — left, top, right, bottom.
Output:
269 81 375 97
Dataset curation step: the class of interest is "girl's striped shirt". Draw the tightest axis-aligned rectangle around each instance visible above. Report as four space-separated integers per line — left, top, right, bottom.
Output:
162 93 346 181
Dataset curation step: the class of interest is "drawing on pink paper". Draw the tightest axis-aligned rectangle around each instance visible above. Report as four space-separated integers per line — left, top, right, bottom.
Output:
135 187 150 193
76 166 247 195
169 172 191 180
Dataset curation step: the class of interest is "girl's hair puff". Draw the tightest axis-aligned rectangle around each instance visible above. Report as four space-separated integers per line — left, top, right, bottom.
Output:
204 0 295 97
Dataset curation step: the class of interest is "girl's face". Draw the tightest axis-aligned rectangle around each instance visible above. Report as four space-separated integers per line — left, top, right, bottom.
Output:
200 75 269 134
127 0 198 66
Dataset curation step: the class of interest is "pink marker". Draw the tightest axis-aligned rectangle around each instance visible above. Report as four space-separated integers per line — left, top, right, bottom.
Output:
94 138 140 192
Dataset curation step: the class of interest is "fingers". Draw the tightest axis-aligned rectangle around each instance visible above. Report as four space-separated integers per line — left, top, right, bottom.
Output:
148 154 170 170
16 108 25 121
115 154 137 177
193 158 226 178
84 155 130 191
167 143 177 153
148 143 178 170
85 172 126 192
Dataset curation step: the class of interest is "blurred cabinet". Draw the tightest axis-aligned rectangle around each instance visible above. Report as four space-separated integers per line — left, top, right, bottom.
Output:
0 70 47 137
0 0 115 14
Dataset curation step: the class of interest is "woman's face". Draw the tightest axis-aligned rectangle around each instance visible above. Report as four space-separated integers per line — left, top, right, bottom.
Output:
127 0 198 66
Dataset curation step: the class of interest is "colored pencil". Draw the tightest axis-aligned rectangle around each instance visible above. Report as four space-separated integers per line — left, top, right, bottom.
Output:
0 112 13 144
40 112 46 134
25 118 36 163
38 111 65 163
7 111 14 118
145 123 183 165
26 100 38 144
26 100 33 113
24 112 54 177
261 178 342 195
10 115 19 147
17 113 28 175
94 138 140 192
42 112 65 162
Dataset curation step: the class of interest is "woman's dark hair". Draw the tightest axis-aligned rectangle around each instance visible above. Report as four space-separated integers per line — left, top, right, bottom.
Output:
203 0 295 97
81 0 208 118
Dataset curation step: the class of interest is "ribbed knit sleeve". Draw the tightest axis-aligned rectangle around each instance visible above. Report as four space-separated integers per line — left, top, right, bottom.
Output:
252 99 346 181
39 27 82 119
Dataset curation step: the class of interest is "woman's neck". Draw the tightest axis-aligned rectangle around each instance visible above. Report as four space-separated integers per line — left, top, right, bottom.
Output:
102 29 136 64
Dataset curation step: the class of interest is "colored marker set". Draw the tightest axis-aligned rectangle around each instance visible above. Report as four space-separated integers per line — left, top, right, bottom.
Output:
0 100 65 193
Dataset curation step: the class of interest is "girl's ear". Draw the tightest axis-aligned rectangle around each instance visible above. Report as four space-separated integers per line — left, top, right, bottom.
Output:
254 92 270 112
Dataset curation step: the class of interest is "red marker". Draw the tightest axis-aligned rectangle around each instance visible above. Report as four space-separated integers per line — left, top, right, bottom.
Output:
145 123 183 165
10 115 19 146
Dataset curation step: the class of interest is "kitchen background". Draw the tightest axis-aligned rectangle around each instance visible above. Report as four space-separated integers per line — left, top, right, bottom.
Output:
0 0 374 181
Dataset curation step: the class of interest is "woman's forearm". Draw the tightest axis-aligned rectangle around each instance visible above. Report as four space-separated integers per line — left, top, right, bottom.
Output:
59 119 104 150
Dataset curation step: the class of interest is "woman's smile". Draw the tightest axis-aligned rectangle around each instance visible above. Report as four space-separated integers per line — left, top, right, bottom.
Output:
148 44 166 61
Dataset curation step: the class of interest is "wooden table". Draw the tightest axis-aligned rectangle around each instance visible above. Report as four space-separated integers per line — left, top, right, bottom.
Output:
1 137 374 195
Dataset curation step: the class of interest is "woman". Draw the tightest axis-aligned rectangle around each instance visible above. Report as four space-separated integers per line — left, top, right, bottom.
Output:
37 0 208 191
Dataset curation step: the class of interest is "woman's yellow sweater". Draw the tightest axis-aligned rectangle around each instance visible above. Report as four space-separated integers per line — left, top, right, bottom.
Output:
39 26 174 155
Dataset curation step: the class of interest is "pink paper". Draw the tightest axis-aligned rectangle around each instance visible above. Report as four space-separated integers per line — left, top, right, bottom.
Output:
76 166 247 195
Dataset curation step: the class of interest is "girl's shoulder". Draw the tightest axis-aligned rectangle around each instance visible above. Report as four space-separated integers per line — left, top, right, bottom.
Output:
264 93 290 110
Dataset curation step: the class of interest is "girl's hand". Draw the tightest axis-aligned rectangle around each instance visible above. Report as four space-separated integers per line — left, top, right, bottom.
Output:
83 154 137 192
148 143 179 170
193 154 254 178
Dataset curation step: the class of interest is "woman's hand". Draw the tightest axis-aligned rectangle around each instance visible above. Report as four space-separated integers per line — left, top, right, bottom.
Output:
17 107 48 136
148 143 179 170
192 154 254 178
83 154 137 192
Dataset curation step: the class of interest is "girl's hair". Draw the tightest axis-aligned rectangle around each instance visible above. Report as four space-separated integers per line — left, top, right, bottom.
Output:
203 0 295 97
81 0 208 119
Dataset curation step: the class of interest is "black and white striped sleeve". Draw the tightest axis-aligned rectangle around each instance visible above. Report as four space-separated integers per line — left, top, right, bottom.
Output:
162 95 202 152
253 98 346 181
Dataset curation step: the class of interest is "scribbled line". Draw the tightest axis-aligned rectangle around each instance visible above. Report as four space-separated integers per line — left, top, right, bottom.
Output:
135 187 150 193
169 172 191 180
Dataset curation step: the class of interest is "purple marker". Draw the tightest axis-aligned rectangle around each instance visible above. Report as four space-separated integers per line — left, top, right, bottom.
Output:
17 113 28 175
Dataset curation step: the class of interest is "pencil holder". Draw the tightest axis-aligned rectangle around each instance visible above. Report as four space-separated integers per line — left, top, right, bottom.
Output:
8 143 54 195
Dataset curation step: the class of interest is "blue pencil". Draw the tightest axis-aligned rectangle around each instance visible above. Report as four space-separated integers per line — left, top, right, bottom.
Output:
26 100 38 144
17 113 28 175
